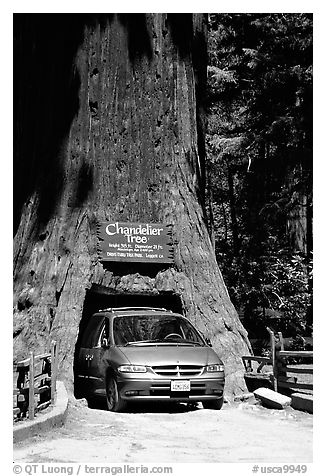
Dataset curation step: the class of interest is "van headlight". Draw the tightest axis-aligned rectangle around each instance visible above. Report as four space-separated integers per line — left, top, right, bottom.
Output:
118 365 147 373
206 364 224 372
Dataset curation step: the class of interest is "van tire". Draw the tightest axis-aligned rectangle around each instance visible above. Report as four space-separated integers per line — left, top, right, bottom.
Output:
202 397 224 410
106 376 126 412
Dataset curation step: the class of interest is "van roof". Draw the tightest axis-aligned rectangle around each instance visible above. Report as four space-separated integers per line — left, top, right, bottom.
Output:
97 307 173 314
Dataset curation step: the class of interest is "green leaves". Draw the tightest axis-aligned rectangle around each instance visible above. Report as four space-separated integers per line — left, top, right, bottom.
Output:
207 14 312 336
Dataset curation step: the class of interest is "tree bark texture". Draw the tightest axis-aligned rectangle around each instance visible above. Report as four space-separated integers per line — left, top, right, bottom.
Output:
14 14 251 397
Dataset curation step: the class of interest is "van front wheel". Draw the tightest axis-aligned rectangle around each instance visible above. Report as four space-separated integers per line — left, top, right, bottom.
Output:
106 377 126 412
202 397 223 410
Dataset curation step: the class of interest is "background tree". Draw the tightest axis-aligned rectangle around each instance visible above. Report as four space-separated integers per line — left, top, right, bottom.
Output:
13 13 251 397
206 13 313 345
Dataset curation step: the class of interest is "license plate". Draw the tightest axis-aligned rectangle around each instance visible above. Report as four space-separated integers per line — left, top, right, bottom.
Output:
171 380 190 392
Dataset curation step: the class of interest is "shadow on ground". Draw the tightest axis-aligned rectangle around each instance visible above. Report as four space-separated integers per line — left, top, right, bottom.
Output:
87 398 201 414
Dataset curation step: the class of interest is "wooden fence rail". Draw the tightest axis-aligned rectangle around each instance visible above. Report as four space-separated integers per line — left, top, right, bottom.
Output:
276 348 313 393
242 328 313 395
13 340 58 420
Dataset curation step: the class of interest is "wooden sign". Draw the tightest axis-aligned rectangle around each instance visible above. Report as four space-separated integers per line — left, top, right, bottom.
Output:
97 222 174 264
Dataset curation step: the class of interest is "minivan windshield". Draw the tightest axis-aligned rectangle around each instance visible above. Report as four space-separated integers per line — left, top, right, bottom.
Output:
113 315 204 346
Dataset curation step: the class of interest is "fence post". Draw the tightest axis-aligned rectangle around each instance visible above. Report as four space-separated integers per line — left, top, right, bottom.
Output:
51 341 57 405
28 351 35 420
278 332 284 350
267 327 278 392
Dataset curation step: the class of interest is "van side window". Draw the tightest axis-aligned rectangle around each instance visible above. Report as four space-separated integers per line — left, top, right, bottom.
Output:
80 315 105 348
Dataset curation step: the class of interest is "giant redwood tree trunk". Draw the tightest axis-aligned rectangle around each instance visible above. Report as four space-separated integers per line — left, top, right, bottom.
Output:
14 14 251 397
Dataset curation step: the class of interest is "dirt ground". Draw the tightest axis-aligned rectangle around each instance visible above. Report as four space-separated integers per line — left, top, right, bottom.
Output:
13 398 313 463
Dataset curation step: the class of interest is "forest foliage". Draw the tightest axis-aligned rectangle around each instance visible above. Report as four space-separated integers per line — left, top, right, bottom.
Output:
206 14 313 344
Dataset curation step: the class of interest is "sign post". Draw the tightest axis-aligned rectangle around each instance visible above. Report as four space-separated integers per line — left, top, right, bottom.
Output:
97 222 174 264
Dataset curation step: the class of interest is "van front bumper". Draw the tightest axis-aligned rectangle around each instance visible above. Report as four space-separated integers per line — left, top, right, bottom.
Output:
116 376 225 401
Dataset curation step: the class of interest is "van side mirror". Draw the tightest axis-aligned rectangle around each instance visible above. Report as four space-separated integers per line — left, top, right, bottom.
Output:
205 337 212 347
101 337 109 348
101 320 110 348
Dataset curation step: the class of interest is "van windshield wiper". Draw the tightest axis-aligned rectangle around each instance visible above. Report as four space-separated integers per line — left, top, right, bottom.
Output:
163 339 202 346
123 339 203 346
124 339 162 346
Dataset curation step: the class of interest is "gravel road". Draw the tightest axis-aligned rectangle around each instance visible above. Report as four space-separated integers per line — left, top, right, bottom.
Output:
13 399 313 463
